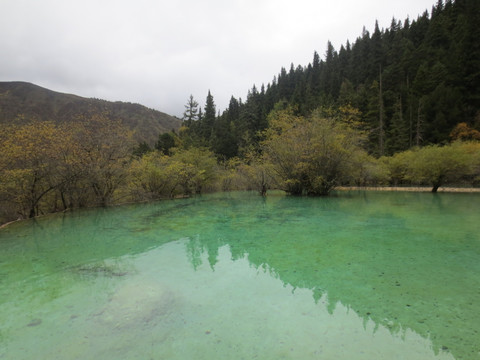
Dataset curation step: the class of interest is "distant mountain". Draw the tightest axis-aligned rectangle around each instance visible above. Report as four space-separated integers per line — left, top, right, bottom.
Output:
0 81 182 145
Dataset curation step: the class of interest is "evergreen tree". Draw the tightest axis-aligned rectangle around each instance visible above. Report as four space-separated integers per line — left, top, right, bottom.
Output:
364 80 385 156
133 141 152 157
415 97 425 146
387 97 409 154
182 95 199 125
369 21 384 81
239 85 268 145
226 96 240 124
155 132 176 155
211 113 238 159
461 0 480 116
190 1 480 158
200 90 216 140
338 79 357 106
378 69 386 156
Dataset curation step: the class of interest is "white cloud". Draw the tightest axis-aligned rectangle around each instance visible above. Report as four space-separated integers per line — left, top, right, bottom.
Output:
0 0 435 117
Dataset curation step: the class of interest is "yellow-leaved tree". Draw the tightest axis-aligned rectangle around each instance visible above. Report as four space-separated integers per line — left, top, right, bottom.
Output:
0 121 69 218
66 115 134 206
0 115 134 223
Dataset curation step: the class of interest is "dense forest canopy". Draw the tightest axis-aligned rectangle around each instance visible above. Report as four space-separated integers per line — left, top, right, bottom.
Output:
183 0 480 158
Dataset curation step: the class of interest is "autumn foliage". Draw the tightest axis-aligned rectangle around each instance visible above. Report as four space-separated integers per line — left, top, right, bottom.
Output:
1 107 479 225
0 116 133 222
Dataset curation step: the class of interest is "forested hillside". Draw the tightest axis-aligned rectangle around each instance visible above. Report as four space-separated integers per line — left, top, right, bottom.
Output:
184 0 480 158
0 81 182 146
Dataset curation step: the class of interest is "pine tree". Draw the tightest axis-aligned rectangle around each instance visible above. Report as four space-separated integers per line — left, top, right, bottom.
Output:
226 96 240 123
370 21 384 81
416 97 425 146
239 85 267 144
462 0 480 115
304 51 321 112
323 41 338 96
210 1 479 156
378 68 386 156
211 113 238 159
155 132 176 155
387 97 409 154
201 90 216 140
182 94 199 125
338 79 357 106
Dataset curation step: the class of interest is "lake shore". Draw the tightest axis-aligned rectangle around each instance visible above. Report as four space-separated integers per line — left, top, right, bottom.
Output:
0 220 18 229
2 186 480 229
335 186 480 193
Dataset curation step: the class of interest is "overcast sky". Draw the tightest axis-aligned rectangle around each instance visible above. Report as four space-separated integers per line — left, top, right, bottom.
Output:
1 0 435 117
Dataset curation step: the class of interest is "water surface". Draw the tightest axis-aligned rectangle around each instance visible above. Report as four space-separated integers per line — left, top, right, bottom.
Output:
0 191 479 359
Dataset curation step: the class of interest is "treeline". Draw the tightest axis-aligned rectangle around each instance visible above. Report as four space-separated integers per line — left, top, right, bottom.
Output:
181 0 480 158
2 110 479 224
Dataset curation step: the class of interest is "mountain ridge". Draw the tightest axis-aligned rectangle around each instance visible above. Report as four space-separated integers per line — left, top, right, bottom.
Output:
0 81 182 145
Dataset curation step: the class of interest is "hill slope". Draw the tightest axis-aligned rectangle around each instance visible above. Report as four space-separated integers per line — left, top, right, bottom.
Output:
0 81 182 145
191 0 480 159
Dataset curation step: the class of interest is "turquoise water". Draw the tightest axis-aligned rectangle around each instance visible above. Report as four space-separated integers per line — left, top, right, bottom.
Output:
0 191 479 360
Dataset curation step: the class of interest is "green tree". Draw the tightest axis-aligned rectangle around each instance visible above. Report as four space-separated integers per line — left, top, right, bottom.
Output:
128 147 218 199
351 152 389 186
387 97 410 154
133 141 152 157
460 141 480 186
405 143 471 192
171 147 218 194
262 106 367 195
238 152 276 196
364 80 386 156
238 85 268 146
183 94 199 125
337 79 357 107
211 113 238 159
381 149 416 186
201 90 216 140
128 151 179 200
155 132 176 155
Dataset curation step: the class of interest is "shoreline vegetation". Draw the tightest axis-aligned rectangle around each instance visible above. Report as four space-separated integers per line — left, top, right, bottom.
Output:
0 113 479 228
335 186 480 193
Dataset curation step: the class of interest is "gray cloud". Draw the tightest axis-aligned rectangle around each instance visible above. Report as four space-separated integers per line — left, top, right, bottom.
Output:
1 0 434 117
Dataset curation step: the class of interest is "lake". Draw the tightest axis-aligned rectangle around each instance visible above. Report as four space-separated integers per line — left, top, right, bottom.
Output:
0 191 479 360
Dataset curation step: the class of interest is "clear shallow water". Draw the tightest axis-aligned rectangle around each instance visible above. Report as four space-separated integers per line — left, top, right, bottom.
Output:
0 191 479 360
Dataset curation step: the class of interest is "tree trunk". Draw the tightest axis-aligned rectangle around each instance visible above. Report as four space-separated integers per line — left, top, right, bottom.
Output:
260 184 267 197
416 99 423 146
432 175 444 193
379 66 385 156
